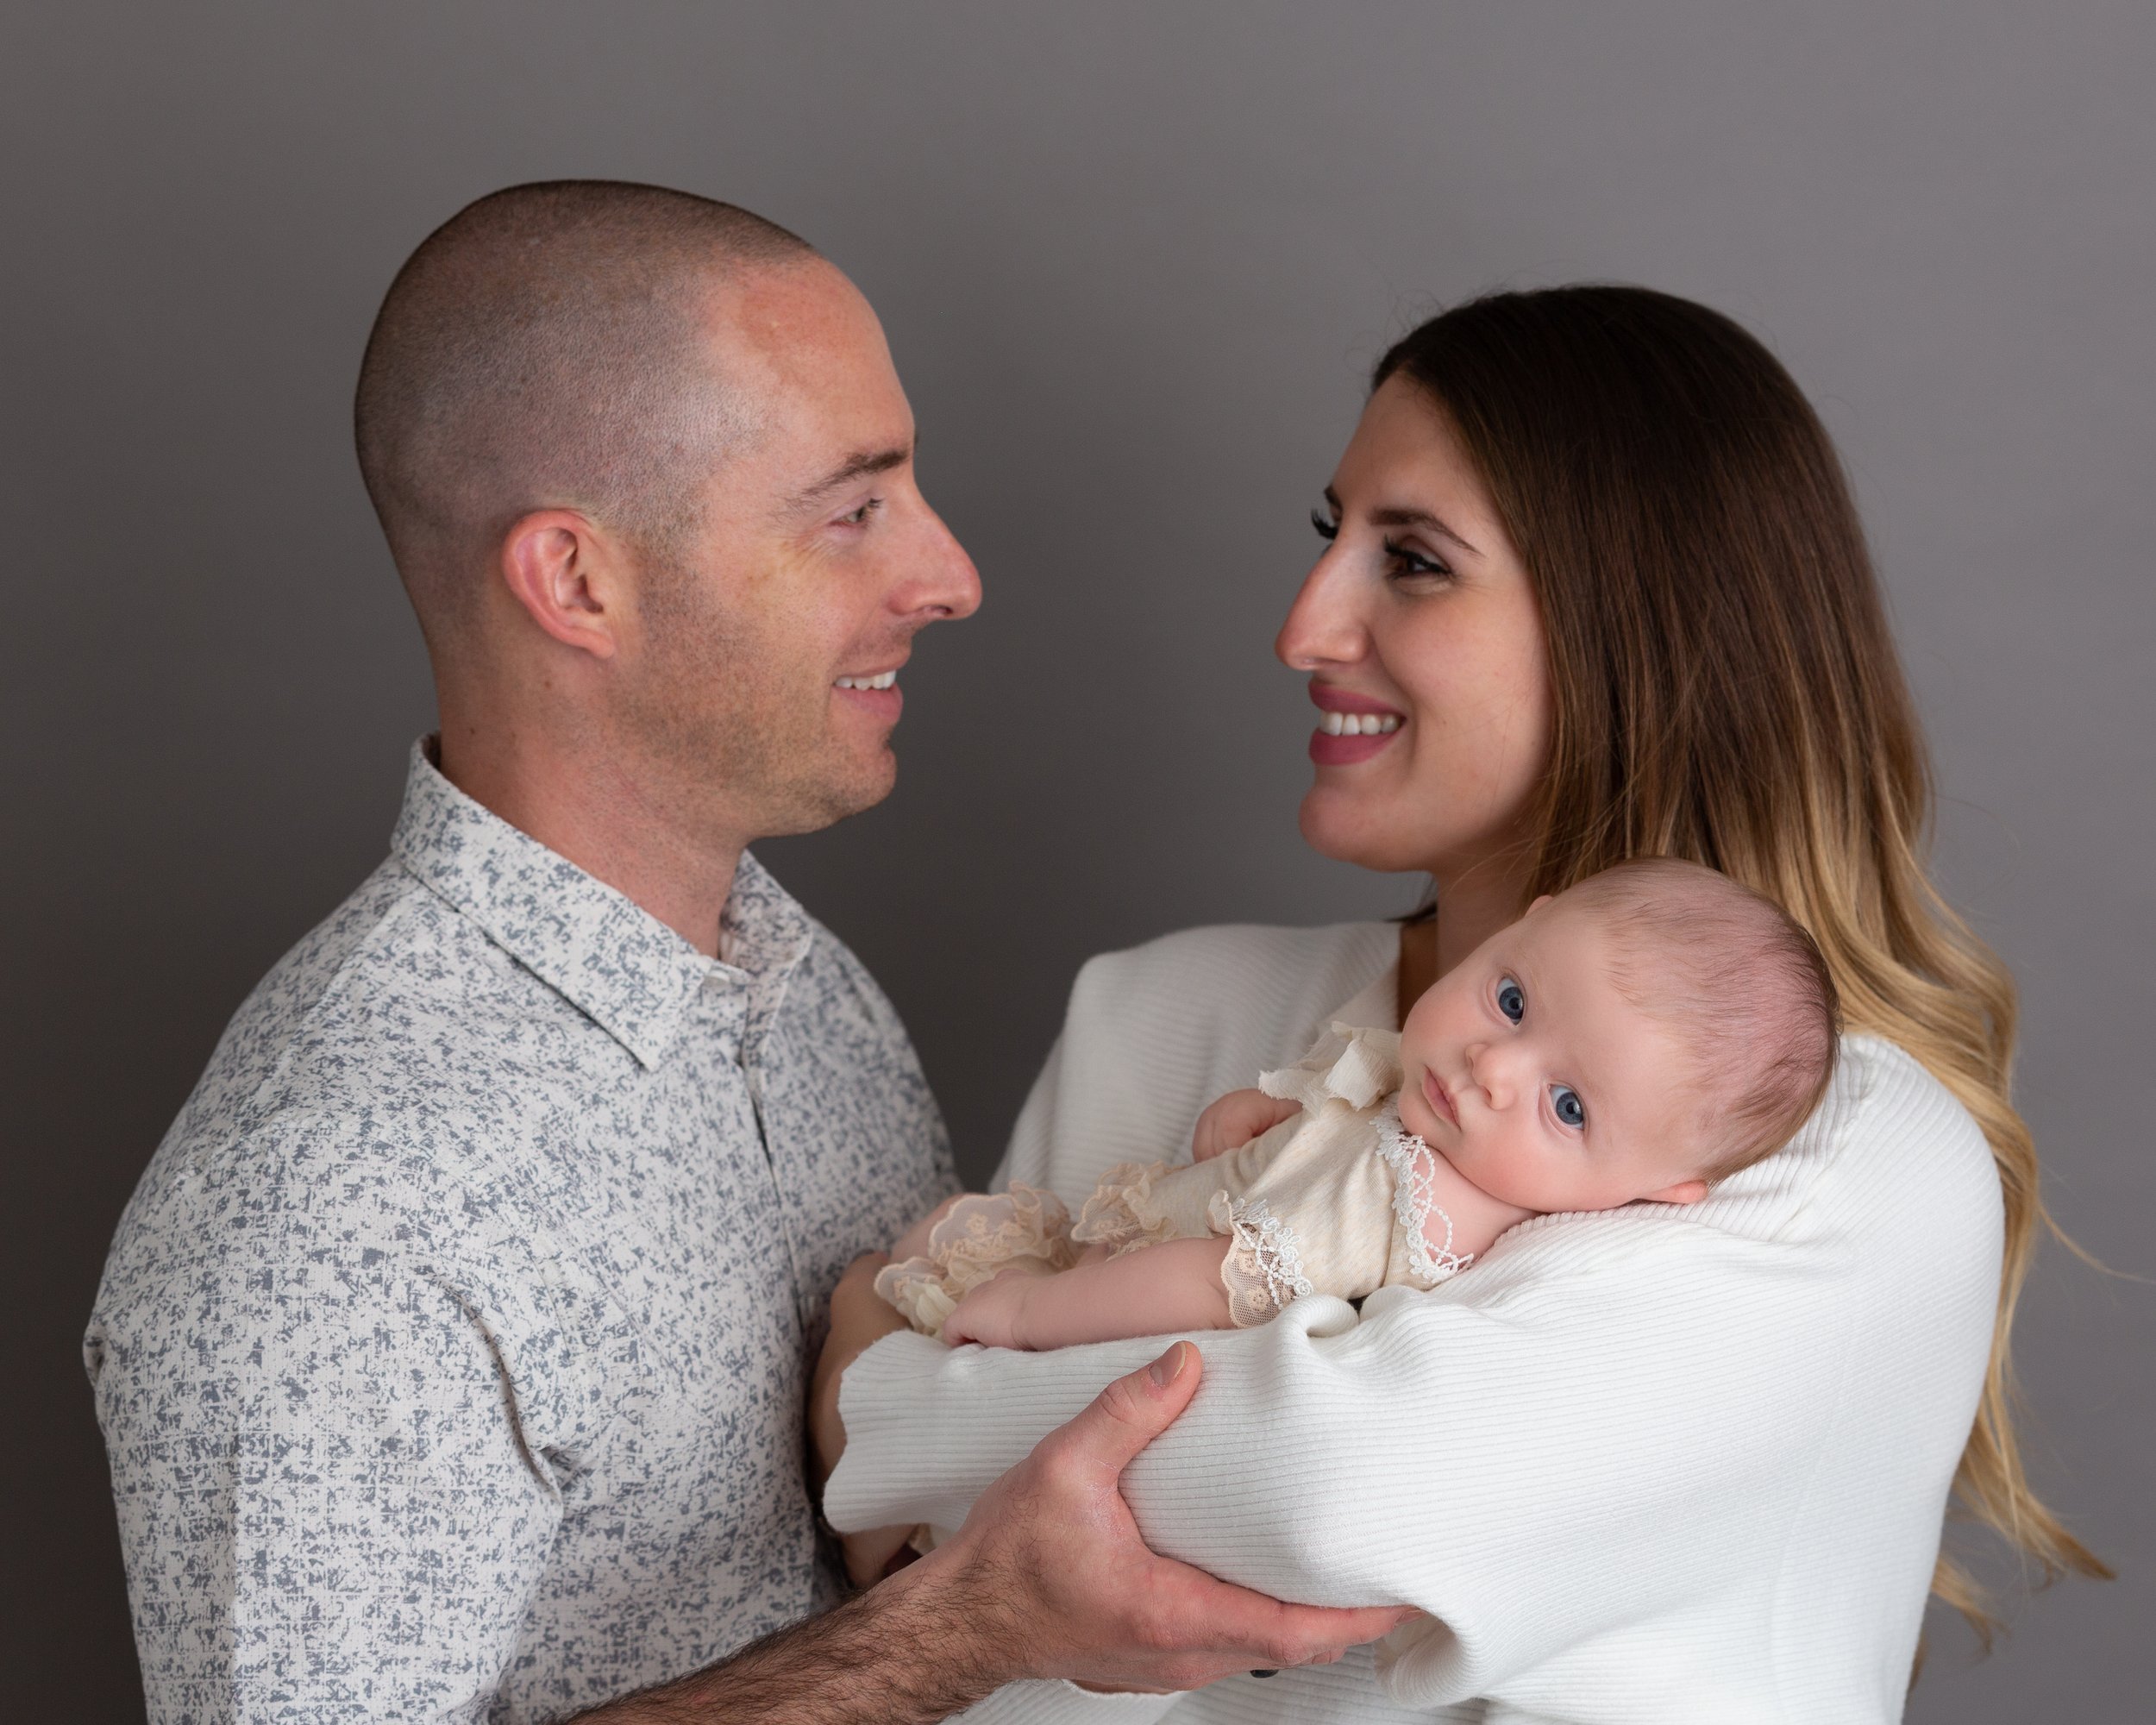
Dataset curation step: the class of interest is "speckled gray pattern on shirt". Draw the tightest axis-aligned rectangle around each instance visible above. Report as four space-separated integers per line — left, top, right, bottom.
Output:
85 743 955 1723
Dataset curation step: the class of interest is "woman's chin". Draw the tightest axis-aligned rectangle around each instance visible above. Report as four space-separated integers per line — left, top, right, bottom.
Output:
1297 790 1442 876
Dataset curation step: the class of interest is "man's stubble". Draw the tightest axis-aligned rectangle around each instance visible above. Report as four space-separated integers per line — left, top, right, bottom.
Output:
624 557 893 848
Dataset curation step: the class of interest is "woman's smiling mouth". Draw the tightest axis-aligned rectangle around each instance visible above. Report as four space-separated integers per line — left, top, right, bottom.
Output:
1307 682 1407 766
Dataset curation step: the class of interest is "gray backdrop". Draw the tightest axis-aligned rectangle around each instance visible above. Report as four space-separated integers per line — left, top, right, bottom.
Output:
4 3 2148 1718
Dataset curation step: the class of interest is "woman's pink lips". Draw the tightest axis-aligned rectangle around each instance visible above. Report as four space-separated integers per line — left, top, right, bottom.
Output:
1308 682 1405 716
1306 681 1406 764
1422 1068 1457 1126
1308 727 1397 765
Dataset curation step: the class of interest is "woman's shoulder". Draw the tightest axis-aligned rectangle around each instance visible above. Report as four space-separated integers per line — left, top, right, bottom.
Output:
1670 1031 2002 1272
1833 1034 1995 1172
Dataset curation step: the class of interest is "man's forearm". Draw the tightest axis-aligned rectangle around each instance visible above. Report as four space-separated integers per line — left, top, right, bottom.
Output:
573 1549 1012 1725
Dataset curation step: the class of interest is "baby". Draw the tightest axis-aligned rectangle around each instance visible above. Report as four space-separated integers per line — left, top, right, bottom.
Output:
875 858 1839 1353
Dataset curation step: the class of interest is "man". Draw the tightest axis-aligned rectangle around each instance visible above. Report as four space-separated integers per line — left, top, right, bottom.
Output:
85 182 1401 1722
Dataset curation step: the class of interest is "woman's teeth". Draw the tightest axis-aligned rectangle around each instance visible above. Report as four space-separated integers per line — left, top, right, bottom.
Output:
1319 711 1401 737
834 671 898 691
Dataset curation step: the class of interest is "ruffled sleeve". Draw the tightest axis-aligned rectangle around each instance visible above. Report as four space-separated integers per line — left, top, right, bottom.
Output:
1257 1022 1403 1114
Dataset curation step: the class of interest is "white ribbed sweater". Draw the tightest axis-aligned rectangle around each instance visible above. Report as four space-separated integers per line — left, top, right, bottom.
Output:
827 922 2001 1724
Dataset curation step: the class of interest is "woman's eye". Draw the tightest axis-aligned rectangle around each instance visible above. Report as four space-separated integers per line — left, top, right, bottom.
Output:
1551 1084 1587 1130
1310 507 1339 542
1382 537 1453 580
1495 977 1526 1023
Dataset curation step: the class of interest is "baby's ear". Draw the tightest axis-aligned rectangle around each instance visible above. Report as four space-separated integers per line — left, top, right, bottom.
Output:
1646 1178 1709 1206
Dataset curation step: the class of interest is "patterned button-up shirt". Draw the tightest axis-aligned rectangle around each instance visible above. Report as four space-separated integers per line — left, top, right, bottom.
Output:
85 743 955 1723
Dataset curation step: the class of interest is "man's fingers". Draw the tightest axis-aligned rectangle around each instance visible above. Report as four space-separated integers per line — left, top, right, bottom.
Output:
1153 1572 1414 1668
1047 1341 1200 1481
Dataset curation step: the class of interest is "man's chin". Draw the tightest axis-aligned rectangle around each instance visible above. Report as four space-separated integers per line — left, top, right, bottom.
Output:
761 755 898 839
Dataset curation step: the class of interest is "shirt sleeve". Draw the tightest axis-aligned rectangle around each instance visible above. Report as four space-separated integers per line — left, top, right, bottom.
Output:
827 1215 1863 1710
90 1236 570 1723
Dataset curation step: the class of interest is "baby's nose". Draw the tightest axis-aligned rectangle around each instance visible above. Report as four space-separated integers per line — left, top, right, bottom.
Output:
1465 1042 1519 1107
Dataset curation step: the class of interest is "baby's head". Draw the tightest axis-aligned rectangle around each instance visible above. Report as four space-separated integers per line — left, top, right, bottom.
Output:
1395 859 1839 1214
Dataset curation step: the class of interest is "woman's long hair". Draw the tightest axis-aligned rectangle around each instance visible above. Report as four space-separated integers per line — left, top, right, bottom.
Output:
1374 285 2107 1642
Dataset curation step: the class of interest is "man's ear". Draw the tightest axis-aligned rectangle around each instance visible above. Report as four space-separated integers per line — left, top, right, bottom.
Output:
498 509 623 660
1645 1177 1709 1206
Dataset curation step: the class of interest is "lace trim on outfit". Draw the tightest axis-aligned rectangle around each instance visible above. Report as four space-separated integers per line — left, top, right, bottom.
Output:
1070 1161 1181 1255
1209 1192 1315 1327
1374 1104 1473 1286
874 1185 1078 1338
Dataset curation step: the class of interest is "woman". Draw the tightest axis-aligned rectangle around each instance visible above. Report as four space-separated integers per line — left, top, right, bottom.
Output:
820 286 2106 1722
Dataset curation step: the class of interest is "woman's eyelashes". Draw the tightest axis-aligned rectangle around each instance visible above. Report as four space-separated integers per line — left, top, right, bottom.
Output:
1307 507 1453 583
1382 538 1454 581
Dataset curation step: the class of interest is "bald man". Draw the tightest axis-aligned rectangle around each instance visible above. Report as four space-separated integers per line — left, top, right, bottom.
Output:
84 183 1403 1724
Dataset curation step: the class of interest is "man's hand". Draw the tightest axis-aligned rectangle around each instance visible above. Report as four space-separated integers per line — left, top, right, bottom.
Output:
811 1252 907 1492
896 1339 1413 1694
1191 1088 1302 1161
598 1320 1408 1719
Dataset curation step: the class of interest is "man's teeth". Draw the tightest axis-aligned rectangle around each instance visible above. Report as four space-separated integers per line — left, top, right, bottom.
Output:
1319 711 1402 737
834 671 898 691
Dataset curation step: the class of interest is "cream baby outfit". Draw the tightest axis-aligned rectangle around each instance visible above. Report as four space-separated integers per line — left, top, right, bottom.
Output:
876 1024 1468 1337
831 922 2001 1724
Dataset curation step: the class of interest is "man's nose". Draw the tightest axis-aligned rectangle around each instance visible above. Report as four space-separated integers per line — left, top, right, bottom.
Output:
900 507 981 623
1275 545 1365 671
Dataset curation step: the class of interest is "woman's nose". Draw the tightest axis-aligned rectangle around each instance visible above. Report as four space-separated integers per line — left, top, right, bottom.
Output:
1275 547 1366 672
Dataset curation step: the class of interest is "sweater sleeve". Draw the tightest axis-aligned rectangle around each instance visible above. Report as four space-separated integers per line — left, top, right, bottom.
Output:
831 1210 1860 1709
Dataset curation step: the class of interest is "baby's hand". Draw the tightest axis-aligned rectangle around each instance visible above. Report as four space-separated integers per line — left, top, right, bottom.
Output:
1191 1088 1302 1161
943 1267 1035 1349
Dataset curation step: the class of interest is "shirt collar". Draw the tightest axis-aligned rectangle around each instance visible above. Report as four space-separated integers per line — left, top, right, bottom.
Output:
389 739 814 1070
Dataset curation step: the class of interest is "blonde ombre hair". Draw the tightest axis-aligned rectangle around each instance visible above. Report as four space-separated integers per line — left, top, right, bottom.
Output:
1375 285 2109 1644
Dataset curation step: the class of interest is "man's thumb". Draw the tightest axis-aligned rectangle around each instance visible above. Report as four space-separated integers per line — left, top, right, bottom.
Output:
1066 1341 1201 1479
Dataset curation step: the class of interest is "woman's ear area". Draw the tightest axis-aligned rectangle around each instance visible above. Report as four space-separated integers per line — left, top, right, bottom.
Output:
498 507 625 659
1525 893 1555 915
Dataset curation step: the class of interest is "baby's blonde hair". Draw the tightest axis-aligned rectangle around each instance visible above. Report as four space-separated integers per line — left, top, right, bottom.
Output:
1565 858 1840 1179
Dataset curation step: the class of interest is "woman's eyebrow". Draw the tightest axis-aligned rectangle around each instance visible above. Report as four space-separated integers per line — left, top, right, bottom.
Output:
1365 504 1481 557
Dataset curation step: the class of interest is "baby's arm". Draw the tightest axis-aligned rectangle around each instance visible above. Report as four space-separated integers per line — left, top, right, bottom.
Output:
1191 1087 1302 1161
943 1238 1235 1350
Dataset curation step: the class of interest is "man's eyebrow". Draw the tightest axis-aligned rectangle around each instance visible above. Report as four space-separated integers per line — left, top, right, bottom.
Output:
785 442 912 512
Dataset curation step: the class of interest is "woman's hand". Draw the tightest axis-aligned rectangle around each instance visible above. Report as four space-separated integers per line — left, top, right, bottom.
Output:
1192 1088 1302 1161
811 1252 908 1493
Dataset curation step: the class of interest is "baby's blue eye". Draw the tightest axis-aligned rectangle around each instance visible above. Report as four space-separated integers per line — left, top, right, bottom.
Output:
1495 977 1526 1023
1551 1084 1587 1130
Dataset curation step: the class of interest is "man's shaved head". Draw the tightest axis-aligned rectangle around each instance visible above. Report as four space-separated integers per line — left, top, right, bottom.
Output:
354 179 818 643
